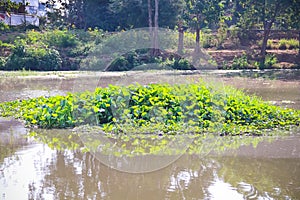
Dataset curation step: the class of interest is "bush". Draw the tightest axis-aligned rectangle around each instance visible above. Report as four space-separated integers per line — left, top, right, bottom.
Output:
26 29 78 48
5 43 62 71
173 59 194 70
0 22 9 31
45 29 78 48
109 56 131 71
231 54 249 69
264 54 277 68
0 57 6 69
286 38 299 49
278 39 289 50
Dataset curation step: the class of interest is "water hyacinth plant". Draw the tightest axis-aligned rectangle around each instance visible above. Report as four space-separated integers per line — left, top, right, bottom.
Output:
0 82 299 135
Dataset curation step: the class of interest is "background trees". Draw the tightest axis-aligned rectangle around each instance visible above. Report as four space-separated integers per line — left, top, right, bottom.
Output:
1 0 299 69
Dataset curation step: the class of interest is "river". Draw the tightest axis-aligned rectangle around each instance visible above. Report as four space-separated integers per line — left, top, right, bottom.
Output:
0 70 299 200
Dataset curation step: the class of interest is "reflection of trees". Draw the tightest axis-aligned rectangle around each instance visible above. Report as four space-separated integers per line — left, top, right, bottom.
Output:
21 145 300 199
27 129 299 199
217 157 300 199
0 119 29 163
38 151 218 199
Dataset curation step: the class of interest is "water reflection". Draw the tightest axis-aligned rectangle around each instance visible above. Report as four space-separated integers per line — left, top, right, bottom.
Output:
1 146 299 199
1 128 299 199
0 70 299 199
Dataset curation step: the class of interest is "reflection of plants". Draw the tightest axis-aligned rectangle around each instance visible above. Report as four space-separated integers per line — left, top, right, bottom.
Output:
29 130 82 151
1 82 299 135
28 126 285 157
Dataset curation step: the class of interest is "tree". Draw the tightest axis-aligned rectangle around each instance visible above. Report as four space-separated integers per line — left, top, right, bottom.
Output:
0 0 24 13
234 0 299 68
185 0 224 53
147 0 159 55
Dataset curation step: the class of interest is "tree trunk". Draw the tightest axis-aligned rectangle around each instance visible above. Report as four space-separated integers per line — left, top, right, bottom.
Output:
260 3 280 69
148 0 154 56
298 31 300 57
195 27 200 54
260 22 272 68
177 25 184 54
148 0 153 30
23 0 26 29
153 0 159 56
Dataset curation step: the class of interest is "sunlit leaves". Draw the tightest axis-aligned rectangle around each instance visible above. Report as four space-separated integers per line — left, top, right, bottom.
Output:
0 82 299 135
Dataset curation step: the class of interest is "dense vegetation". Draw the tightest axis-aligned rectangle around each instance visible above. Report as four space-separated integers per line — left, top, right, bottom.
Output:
0 29 105 70
0 0 299 70
1 82 299 135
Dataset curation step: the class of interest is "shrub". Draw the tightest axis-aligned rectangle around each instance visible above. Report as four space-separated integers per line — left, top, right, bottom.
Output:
231 54 249 69
287 38 299 49
201 33 217 48
0 57 6 69
173 59 194 70
0 21 9 31
26 29 79 48
264 54 277 68
45 29 78 48
278 39 289 50
5 43 62 71
266 40 274 49
109 56 131 71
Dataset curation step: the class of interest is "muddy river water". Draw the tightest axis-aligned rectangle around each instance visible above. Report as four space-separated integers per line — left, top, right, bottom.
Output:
0 70 299 200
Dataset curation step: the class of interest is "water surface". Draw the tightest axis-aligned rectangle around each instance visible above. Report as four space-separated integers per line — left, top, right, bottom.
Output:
0 70 299 199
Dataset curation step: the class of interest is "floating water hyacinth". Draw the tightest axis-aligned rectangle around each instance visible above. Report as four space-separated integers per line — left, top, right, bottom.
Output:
0 82 299 135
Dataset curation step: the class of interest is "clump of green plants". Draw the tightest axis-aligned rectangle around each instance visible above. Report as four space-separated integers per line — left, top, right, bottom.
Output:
0 28 106 71
4 40 62 71
278 39 290 50
262 39 299 50
0 21 9 31
0 83 299 135
0 57 6 69
264 53 277 68
106 49 195 71
223 54 251 69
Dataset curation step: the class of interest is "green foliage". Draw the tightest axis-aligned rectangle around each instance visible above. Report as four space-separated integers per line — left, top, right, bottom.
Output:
201 32 217 48
106 49 195 71
4 42 62 71
0 83 299 135
223 54 250 70
216 21 228 48
0 29 107 70
0 57 6 69
0 40 14 49
0 22 9 31
264 54 277 68
259 38 299 50
278 39 299 50
26 29 78 48
0 0 24 13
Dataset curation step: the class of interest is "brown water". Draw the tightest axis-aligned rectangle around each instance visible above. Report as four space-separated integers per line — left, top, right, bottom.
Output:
0 70 299 200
